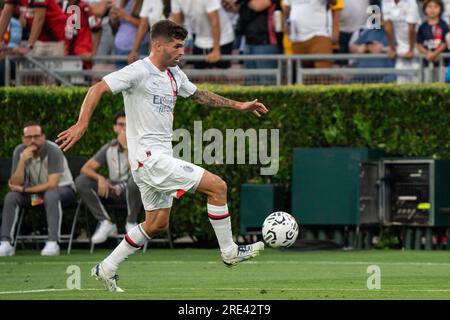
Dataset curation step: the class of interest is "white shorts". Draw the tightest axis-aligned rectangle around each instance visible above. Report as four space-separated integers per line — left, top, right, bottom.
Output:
131 151 205 211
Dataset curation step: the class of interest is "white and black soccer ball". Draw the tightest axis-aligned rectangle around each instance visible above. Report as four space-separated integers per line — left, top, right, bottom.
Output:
262 211 299 248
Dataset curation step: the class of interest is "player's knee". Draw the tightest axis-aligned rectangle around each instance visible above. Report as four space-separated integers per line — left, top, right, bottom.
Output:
155 221 169 233
142 219 169 236
213 176 227 197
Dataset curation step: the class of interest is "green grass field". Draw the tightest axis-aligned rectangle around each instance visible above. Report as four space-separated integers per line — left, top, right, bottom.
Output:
0 248 449 300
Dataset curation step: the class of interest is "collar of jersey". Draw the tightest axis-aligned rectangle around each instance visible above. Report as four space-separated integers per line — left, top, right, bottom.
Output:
143 57 171 75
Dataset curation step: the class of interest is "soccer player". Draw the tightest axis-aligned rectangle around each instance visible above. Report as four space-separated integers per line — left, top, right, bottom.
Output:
56 19 268 292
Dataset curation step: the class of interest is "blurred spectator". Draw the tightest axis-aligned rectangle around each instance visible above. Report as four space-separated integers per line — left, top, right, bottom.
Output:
75 110 142 245
442 0 450 23
417 0 448 81
110 0 147 69
171 0 235 69
349 27 396 82
338 0 370 61
282 0 341 68
383 0 421 83
417 0 448 64
86 0 115 57
0 121 76 257
64 0 100 68
0 1 22 85
223 0 282 84
331 0 343 51
0 0 67 57
127 0 164 64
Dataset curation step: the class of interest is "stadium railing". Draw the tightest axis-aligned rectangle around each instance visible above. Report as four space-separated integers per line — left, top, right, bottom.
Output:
3 53 448 87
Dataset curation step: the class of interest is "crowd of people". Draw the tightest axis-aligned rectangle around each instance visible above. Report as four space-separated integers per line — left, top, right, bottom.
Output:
0 0 450 84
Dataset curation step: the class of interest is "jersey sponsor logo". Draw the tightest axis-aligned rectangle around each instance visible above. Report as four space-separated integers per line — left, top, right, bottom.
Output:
152 94 176 113
182 165 194 173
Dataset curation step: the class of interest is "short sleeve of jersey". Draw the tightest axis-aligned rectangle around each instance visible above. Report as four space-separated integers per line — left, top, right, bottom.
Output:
139 0 150 17
92 142 110 166
140 0 163 22
416 23 425 44
175 67 197 98
47 143 65 175
30 0 49 8
171 0 181 14
406 0 420 24
442 20 450 35
204 0 221 14
103 62 143 94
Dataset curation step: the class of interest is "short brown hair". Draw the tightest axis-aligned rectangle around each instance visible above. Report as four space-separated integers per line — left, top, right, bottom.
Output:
423 0 444 16
150 19 188 42
23 121 43 134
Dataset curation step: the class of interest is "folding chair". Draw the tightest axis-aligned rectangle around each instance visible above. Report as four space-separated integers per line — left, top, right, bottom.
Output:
12 156 89 254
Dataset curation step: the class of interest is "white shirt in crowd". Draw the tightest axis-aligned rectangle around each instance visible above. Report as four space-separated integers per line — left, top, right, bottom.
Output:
284 0 333 42
103 57 197 170
382 0 421 55
340 0 370 34
442 0 450 24
171 0 235 49
140 0 165 27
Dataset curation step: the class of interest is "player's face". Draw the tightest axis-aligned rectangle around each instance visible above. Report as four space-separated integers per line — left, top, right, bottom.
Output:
22 125 45 152
162 38 185 67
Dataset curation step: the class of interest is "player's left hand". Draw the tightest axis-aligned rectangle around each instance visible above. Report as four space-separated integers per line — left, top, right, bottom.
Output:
56 122 88 152
239 99 269 117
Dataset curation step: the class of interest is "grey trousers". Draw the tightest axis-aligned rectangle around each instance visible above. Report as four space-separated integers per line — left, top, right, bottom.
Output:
75 174 142 224
0 186 76 242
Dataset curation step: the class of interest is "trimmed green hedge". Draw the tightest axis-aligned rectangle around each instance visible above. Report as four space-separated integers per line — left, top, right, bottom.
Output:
1 84 450 240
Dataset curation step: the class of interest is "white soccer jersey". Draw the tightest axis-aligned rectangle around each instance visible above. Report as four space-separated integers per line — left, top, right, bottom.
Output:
382 0 421 55
139 0 165 27
103 58 197 171
171 0 235 48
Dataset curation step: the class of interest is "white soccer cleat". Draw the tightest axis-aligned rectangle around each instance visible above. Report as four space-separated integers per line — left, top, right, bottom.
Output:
41 241 60 256
91 220 118 244
91 263 124 293
0 241 15 257
222 241 265 267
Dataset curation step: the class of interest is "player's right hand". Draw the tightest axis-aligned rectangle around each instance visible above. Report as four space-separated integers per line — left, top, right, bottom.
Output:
56 122 87 152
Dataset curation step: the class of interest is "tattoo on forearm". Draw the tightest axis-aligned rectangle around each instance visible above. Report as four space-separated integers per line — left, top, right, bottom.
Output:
191 90 240 109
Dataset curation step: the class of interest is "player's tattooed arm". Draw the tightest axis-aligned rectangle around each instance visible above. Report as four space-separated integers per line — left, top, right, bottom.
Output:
191 89 241 109
190 89 269 117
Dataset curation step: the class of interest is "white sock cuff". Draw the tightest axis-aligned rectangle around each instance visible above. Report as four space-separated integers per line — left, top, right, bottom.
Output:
207 203 230 220
125 224 150 248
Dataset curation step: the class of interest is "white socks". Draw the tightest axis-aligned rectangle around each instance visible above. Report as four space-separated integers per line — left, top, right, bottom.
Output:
208 204 236 254
102 224 150 275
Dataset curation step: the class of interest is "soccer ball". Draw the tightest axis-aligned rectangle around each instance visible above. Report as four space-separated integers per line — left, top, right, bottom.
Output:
262 211 299 248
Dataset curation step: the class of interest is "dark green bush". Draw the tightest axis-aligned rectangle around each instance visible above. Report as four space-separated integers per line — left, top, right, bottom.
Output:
1 84 450 239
